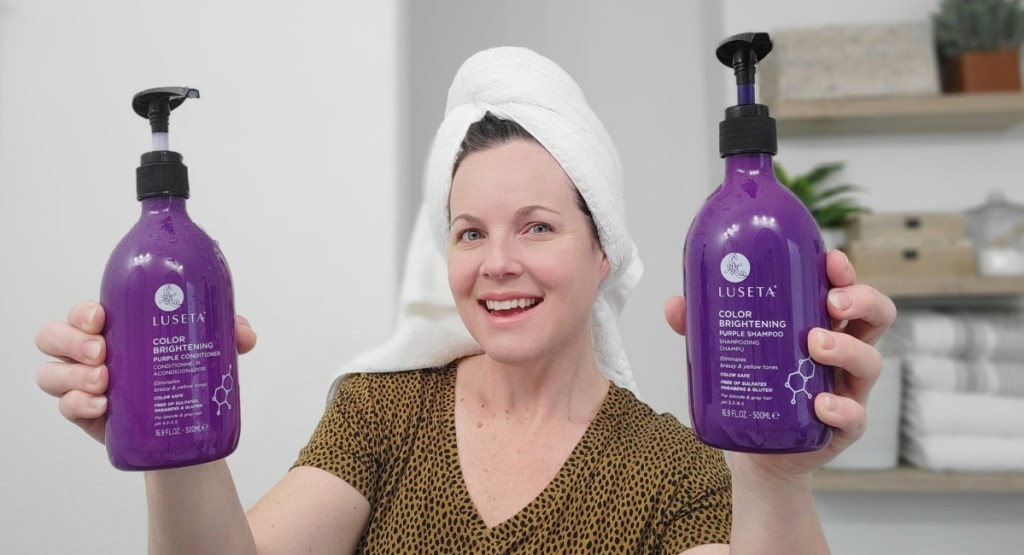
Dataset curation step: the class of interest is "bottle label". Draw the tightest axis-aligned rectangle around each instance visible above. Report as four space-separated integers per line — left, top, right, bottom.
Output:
704 249 822 422
148 283 233 437
103 273 239 468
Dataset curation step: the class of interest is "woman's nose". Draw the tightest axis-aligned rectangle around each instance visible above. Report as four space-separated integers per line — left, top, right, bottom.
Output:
480 236 522 279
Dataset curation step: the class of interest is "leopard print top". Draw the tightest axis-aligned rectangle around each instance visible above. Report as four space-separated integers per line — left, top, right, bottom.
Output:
294 364 731 553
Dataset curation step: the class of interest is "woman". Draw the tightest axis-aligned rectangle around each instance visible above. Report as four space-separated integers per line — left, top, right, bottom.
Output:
36 47 895 553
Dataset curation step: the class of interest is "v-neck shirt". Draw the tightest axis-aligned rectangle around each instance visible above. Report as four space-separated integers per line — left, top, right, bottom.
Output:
294 364 731 553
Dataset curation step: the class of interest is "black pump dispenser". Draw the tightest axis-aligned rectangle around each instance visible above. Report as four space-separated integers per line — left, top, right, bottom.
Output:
132 87 200 200
717 33 777 157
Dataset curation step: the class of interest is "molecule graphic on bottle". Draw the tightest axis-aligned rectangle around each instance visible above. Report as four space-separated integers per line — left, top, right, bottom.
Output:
212 364 234 416
785 357 817 405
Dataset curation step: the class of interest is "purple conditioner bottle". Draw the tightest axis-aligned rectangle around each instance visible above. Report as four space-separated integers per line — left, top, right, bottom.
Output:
683 34 833 453
101 87 240 470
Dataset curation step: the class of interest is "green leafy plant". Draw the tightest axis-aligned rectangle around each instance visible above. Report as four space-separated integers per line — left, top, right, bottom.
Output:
775 161 869 229
933 0 1024 60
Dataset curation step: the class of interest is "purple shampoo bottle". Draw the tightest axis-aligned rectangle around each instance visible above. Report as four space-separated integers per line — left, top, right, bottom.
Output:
101 87 240 470
684 34 833 453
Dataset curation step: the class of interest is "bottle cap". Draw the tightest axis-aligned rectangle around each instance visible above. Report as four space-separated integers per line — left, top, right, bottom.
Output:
717 33 777 157
132 87 199 200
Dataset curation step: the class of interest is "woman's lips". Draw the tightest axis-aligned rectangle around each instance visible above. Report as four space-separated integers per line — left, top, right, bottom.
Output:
479 297 543 316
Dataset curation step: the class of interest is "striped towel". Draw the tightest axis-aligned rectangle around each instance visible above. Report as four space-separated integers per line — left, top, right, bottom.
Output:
890 310 1024 361
903 434 1024 472
902 390 1024 438
904 355 1024 396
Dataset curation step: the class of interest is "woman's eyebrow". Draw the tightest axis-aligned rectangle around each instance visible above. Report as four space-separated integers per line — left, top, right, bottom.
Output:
513 205 561 219
450 213 483 227
451 206 561 226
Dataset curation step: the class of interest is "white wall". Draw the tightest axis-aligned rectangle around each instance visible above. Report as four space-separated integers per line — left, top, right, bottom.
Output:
408 0 721 422
0 1 403 553
723 1 1024 553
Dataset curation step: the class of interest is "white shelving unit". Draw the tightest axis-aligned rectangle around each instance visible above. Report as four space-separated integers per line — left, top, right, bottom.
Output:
773 92 1024 135
786 92 1024 493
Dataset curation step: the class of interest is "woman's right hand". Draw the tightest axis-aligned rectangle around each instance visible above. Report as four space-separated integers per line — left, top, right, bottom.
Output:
35 301 258 444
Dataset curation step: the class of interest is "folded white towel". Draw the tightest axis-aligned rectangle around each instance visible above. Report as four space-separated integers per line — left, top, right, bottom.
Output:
904 355 1024 397
903 434 1024 472
330 47 643 399
824 357 903 470
890 310 1024 361
903 390 1024 438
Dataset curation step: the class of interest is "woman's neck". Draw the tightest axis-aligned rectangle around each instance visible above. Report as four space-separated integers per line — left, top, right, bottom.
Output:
458 349 609 426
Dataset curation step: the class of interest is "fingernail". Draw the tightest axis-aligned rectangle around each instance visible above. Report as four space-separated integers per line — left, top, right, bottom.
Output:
84 340 101 361
89 396 107 411
817 328 837 350
84 306 97 327
828 290 851 311
88 366 102 384
822 394 837 412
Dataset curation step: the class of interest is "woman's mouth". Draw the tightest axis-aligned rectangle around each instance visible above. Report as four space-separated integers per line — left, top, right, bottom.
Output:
481 297 542 316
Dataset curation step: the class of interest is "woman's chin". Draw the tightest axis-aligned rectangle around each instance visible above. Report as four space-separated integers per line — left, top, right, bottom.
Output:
476 343 544 367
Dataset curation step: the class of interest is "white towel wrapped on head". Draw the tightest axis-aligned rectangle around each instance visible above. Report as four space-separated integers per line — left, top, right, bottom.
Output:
331 47 644 398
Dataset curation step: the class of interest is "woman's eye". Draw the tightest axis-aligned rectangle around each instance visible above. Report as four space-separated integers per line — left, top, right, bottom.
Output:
459 229 483 242
528 223 551 234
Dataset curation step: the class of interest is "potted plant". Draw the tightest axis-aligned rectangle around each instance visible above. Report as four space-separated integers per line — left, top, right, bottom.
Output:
775 161 869 250
932 0 1024 92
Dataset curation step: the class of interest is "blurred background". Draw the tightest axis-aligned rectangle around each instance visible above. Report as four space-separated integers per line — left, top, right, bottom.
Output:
1 1 1022 553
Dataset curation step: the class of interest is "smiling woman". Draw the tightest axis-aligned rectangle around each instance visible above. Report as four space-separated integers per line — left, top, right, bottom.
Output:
448 138 610 375
290 47 736 551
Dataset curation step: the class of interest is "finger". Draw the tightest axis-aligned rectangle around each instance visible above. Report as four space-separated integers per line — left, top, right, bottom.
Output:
808 328 881 406
825 249 856 288
663 296 686 336
815 392 867 449
35 320 106 366
236 315 257 354
826 284 897 345
37 362 108 397
57 390 108 444
67 301 105 334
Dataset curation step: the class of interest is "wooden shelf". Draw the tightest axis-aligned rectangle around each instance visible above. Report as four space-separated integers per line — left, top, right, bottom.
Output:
814 466 1024 494
774 93 1024 135
855 274 1024 299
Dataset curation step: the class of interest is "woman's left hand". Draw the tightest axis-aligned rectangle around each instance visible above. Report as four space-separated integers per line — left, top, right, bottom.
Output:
664 249 897 481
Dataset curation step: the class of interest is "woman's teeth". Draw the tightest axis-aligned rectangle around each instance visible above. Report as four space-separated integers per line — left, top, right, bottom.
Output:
485 298 539 312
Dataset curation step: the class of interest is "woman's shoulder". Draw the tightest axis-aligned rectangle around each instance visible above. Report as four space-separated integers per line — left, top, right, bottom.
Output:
604 386 724 468
319 364 455 444
333 363 456 399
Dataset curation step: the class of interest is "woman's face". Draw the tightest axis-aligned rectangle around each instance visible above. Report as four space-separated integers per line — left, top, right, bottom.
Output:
448 139 610 367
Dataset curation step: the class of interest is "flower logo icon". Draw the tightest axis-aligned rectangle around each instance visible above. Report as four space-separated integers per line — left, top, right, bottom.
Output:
720 253 750 283
155 284 184 312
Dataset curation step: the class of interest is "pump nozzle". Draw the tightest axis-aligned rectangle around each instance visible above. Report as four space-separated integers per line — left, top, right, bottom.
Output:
716 32 777 157
132 86 199 200
132 87 200 151
716 33 772 104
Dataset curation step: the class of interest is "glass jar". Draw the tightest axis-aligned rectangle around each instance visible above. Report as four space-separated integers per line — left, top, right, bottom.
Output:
965 191 1024 276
